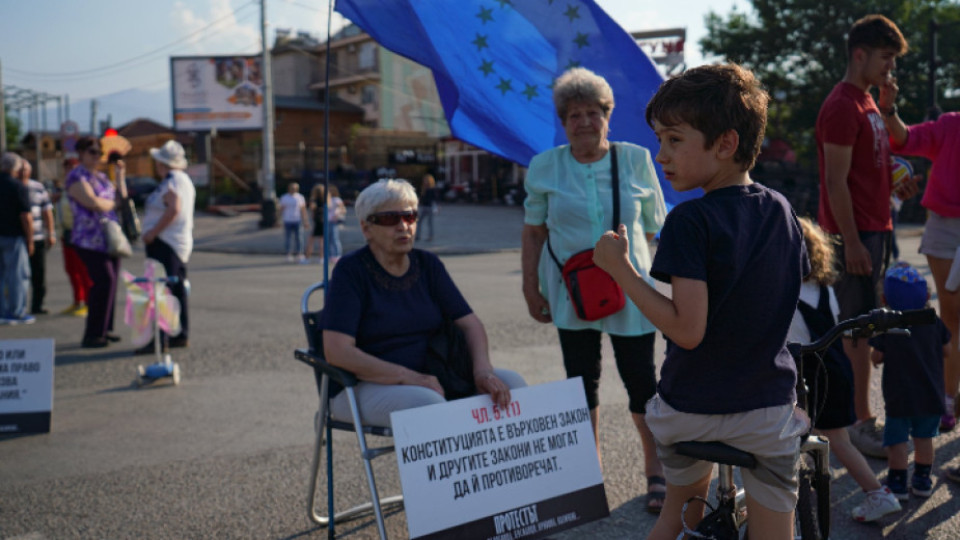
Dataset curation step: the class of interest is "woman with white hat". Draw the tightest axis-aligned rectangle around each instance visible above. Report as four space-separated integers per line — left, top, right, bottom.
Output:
135 140 196 355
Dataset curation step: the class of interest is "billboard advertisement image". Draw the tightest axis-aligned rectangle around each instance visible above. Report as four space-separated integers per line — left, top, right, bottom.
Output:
171 55 264 131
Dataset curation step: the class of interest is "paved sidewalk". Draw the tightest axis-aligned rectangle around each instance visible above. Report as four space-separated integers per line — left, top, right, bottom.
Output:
193 203 527 257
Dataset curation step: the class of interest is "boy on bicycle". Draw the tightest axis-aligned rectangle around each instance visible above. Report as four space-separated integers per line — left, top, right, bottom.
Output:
594 63 809 540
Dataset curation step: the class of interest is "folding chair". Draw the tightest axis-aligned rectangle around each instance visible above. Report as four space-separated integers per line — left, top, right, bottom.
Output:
294 281 404 539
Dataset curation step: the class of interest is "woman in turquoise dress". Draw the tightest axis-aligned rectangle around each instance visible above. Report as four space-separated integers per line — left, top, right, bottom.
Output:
521 67 668 512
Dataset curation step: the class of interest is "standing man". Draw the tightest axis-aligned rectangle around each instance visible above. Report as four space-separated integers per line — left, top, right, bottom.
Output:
815 14 917 458
19 160 56 315
0 153 35 325
278 182 308 263
136 140 196 354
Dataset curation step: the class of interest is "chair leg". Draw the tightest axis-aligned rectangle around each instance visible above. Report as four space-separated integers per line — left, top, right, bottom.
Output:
307 397 334 528
307 386 403 539
347 387 390 540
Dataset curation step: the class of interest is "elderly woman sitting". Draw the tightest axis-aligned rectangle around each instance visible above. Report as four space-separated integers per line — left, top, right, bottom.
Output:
321 179 526 427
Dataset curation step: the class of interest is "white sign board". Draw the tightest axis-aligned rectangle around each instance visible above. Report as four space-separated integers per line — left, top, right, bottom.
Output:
391 378 608 540
0 339 55 434
171 56 264 131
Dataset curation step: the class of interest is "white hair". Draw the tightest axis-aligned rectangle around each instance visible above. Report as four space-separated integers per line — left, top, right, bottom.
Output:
0 152 22 175
354 178 418 224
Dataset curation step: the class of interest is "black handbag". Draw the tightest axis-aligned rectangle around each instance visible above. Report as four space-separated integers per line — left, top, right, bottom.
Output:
423 318 476 400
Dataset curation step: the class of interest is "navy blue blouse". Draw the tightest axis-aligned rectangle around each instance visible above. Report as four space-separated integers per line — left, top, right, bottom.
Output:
322 246 472 374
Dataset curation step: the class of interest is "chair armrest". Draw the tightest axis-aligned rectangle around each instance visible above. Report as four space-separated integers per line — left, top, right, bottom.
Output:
294 348 359 388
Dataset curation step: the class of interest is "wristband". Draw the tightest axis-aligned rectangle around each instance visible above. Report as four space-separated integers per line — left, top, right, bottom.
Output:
880 104 897 117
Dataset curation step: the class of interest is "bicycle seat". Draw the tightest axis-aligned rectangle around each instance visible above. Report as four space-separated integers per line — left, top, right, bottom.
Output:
674 441 757 468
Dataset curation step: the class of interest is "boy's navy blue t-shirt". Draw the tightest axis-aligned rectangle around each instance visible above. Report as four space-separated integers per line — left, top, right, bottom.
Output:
870 318 950 417
651 183 809 415
322 246 472 373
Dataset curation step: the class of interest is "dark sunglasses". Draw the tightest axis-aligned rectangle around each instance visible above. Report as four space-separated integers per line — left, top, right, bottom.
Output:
366 210 418 226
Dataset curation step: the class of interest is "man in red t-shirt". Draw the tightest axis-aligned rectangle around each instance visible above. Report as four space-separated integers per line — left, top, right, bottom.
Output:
815 14 918 459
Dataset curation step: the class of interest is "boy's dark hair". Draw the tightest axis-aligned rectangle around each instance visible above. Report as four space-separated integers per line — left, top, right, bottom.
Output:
645 63 769 171
847 14 908 57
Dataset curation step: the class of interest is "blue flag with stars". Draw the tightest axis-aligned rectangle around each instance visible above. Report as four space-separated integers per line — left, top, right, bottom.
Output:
336 0 699 209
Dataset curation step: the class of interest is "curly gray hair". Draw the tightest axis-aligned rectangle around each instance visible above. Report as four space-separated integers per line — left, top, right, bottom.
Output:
552 67 615 121
354 178 419 225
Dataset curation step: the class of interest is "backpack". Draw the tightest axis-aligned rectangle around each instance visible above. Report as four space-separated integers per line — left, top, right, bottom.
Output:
796 285 855 426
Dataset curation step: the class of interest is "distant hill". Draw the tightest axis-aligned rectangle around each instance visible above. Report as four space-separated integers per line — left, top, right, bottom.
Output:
55 87 172 134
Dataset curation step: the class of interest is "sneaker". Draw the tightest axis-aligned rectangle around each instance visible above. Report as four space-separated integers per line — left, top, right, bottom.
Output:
286 254 294 263
886 474 909 501
911 473 934 498
60 303 80 315
946 467 960 484
168 335 189 349
6 315 36 326
73 305 88 317
848 418 887 459
851 487 902 522
31 308 48 315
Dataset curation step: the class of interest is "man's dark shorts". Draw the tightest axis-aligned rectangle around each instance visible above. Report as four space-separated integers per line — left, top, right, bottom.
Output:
832 231 892 321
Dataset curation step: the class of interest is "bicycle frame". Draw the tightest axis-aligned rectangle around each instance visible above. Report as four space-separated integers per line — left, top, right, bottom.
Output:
673 308 935 540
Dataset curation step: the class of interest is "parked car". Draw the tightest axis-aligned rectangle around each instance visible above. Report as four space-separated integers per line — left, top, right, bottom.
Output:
126 176 159 206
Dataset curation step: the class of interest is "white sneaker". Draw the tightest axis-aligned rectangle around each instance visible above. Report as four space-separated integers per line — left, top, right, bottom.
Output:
848 418 886 459
285 254 294 263
851 486 901 522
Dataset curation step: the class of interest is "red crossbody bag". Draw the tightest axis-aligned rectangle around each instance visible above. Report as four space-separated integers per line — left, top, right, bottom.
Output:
547 144 626 321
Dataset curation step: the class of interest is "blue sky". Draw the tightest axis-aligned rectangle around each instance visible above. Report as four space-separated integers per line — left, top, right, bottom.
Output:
0 0 743 128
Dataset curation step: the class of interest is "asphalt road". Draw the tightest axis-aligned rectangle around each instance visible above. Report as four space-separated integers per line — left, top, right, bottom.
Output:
1 208 959 539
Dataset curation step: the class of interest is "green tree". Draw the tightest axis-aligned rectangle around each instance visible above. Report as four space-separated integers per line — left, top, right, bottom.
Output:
701 0 960 166
4 106 20 150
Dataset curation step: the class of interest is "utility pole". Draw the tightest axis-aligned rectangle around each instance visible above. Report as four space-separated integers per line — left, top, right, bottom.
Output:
1 57 6 153
3 83 62 156
90 99 98 135
33 94 41 177
259 0 277 227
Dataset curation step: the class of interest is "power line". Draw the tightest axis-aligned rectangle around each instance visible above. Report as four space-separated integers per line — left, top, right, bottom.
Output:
6 10 261 88
5 1 258 80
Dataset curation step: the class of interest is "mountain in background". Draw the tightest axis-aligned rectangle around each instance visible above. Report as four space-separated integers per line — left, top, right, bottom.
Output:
49 87 172 134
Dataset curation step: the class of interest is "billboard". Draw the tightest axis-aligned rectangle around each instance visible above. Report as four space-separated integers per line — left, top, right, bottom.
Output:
170 55 264 131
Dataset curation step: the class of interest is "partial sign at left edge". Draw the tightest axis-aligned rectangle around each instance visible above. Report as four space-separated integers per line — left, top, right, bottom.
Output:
0 339 55 434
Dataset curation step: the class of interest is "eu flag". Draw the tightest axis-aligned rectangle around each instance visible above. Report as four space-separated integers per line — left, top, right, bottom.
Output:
336 0 699 209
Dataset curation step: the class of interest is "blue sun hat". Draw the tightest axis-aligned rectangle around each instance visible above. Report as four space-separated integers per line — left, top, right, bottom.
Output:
884 262 928 310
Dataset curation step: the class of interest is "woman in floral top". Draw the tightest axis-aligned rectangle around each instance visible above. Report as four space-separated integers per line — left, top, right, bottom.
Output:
65 136 128 348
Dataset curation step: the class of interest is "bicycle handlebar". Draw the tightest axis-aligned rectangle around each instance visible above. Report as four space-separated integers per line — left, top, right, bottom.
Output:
791 307 936 357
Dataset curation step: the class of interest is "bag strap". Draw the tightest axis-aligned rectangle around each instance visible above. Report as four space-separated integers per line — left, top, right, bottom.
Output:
611 143 620 230
547 143 619 270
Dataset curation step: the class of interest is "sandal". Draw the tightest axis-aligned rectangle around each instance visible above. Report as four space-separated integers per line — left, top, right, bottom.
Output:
646 475 666 514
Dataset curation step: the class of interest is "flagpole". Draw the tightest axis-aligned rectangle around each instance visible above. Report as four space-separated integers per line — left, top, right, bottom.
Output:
321 0 334 286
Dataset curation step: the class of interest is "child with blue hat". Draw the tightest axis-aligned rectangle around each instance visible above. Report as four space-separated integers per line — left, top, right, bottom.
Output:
870 263 951 500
